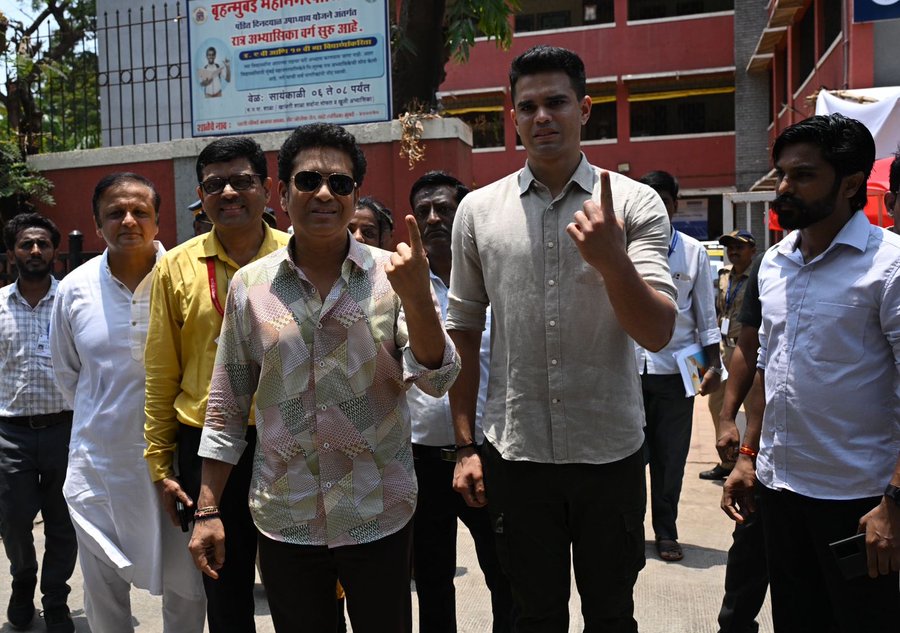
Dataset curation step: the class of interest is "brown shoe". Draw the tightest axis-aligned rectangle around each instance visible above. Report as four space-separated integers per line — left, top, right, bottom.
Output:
656 539 684 562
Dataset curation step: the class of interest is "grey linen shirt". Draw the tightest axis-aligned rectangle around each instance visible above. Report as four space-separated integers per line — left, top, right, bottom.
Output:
447 155 676 464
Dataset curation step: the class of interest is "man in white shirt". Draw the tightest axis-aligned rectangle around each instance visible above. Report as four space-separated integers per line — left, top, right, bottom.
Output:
635 171 721 563
723 114 900 630
407 171 513 632
50 173 205 632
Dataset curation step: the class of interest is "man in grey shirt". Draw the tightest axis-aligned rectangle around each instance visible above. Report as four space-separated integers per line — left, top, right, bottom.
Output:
446 45 676 632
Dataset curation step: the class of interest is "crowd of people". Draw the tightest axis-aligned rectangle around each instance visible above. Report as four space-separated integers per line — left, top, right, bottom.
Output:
0 44 897 633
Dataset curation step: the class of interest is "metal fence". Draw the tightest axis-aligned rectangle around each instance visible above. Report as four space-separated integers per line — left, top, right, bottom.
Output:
1 2 191 153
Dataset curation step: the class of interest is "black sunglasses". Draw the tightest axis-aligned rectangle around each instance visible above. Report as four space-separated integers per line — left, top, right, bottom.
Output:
293 171 356 197
201 173 261 195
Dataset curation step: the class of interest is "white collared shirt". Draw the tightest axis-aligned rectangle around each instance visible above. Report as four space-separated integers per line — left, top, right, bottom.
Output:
757 212 900 499
408 271 489 446
635 230 720 375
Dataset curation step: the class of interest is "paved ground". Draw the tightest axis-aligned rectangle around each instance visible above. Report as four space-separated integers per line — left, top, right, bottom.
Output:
0 395 772 632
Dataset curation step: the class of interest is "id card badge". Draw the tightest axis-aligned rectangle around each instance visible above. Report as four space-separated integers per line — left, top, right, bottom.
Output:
35 333 52 358
720 317 730 337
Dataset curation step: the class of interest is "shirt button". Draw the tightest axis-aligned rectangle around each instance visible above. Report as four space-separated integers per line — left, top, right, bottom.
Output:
547 241 554 248
548 280 555 287
552 398 560 404
319 405 327 411
323 442 330 449
551 359 558 366
324 482 332 489
549 320 556 327
319 361 325 367
316 323 323 329
131 321 137 326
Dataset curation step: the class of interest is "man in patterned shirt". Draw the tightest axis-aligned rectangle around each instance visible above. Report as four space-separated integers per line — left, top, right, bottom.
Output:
0 213 76 633
188 123 460 633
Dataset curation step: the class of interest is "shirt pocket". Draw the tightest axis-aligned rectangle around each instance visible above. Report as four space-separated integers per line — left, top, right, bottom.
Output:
808 302 868 364
672 274 693 312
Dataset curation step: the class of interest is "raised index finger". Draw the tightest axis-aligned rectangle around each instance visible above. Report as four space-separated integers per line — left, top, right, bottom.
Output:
599 169 615 221
404 214 424 254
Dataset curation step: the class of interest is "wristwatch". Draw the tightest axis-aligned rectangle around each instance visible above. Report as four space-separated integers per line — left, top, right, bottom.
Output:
884 484 900 508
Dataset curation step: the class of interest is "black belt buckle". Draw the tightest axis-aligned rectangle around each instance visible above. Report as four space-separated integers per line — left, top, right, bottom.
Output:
440 447 457 463
26 415 50 429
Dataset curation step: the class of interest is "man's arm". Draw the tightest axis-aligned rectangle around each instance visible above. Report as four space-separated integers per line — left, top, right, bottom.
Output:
448 328 486 507
48 286 80 408
716 325 760 463
692 245 722 396
721 367 764 523
143 264 193 525
566 171 675 351
188 458 234 579
858 456 900 577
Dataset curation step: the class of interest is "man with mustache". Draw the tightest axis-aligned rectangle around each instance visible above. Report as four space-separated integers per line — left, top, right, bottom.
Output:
0 214 76 632
722 113 900 630
407 171 513 632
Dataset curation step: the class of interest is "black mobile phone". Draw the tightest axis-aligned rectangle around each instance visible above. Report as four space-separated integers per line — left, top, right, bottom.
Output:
175 499 191 533
829 532 867 580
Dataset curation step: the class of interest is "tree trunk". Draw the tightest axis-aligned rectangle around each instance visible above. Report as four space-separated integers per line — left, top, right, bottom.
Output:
391 0 449 115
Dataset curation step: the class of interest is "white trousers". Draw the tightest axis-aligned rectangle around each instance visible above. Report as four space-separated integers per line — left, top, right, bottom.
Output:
78 539 206 633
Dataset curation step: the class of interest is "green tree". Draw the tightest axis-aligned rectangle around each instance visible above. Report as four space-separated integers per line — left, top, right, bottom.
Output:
391 0 518 115
0 0 97 154
0 138 53 225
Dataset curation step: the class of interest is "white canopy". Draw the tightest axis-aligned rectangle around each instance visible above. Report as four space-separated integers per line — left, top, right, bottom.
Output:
816 87 900 159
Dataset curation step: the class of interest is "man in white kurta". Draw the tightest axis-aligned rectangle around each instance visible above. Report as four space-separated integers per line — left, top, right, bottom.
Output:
50 173 205 632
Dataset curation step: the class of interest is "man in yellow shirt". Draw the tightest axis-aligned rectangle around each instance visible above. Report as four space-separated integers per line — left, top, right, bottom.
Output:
144 136 289 633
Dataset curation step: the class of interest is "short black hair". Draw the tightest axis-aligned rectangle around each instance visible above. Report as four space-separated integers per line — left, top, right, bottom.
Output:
772 113 875 212
277 123 367 187
890 146 900 195
4 212 61 250
357 196 393 234
91 172 162 227
509 45 586 102
196 136 268 183
639 170 679 200
409 171 470 210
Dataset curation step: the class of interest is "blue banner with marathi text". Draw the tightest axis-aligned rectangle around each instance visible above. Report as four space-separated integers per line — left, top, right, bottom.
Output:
188 0 391 136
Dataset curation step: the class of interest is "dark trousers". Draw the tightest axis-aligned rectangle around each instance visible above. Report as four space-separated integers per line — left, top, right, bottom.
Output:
0 419 77 610
758 483 900 633
716 503 768 633
482 441 645 633
412 444 515 633
257 520 413 633
179 424 258 633
641 372 694 541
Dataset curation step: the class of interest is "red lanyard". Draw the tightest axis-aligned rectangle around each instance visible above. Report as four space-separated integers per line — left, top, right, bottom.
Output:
206 258 225 317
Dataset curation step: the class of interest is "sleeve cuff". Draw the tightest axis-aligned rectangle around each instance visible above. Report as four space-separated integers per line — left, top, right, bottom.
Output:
198 427 248 466
403 331 462 398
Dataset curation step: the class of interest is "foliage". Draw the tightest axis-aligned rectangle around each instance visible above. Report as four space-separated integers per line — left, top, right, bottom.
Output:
0 138 53 225
390 0 517 115
0 0 98 154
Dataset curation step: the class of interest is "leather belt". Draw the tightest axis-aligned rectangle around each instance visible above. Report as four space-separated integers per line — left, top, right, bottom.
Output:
412 443 473 463
1 411 73 429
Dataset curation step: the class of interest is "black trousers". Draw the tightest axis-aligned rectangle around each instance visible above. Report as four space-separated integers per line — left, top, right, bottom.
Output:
716 502 768 633
641 372 695 541
0 419 77 611
412 444 514 633
482 441 645 633
758 483 900 633
257 520 413 633
179 424 258 633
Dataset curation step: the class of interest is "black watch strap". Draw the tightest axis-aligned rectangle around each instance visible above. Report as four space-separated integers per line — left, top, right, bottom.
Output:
884 484 900 508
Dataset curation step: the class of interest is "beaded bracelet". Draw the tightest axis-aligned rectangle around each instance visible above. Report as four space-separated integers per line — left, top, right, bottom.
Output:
738 445 758 459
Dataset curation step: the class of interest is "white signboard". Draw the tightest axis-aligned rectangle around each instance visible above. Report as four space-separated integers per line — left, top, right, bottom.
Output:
188 0 391 136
